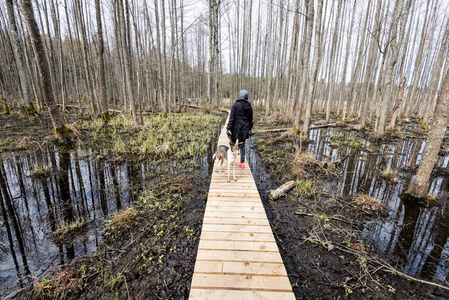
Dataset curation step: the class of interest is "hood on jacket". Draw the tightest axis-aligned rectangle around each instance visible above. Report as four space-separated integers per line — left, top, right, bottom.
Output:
237 90 249 101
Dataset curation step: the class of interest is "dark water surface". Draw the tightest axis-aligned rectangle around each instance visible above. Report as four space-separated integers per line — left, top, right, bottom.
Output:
249 127 449 286
0 143 215 296
307 127 449 283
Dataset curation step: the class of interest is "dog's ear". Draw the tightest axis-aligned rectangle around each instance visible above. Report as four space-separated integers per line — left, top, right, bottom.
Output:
238 141 244 147
229 142 235 147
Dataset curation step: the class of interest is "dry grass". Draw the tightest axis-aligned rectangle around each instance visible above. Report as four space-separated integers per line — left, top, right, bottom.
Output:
353 194 387 213
104 206 139 237
379 169 398 184
425 194 441 207
32 266 79 299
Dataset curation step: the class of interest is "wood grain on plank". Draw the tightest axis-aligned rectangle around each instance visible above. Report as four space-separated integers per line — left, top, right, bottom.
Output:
196 250 283 263
189 289 295 300
190 274 292 291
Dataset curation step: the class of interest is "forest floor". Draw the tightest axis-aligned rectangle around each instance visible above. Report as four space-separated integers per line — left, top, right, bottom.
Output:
1 107 449 299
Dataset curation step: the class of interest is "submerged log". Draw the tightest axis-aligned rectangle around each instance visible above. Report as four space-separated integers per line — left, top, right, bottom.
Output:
269 180 296 200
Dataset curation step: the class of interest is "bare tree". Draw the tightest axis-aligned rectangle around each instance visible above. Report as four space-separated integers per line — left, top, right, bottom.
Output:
405 57 449 197
95 0 108 116
5 0 32 110
302 0 323 138
19 0 65 137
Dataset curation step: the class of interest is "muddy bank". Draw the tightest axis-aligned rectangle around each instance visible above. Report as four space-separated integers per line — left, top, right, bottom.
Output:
249 109 449 299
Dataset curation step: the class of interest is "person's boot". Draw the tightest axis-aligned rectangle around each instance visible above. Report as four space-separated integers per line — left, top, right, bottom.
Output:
237 162 245 168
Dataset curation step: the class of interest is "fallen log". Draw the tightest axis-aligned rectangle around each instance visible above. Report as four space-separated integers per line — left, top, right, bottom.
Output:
311 123 336 129
251 128 290 135
269 180 296 200
251 124 338 135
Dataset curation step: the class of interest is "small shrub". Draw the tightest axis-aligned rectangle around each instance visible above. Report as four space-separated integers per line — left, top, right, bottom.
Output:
31 164 51 179
53 218 85 237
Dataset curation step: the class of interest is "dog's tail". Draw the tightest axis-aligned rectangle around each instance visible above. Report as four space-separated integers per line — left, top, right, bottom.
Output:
212 154 216 160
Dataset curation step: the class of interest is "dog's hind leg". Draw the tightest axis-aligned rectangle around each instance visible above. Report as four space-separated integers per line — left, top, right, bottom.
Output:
221 159 225 172
214 157 219 172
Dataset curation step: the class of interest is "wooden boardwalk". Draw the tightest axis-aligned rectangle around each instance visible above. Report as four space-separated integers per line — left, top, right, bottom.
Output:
189 117 295 299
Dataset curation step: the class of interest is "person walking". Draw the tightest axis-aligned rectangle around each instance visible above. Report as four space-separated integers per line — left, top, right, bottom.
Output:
227 90 253 168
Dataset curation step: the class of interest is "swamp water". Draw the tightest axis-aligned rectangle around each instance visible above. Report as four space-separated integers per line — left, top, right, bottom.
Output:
0 144 215 296
250 126 449 286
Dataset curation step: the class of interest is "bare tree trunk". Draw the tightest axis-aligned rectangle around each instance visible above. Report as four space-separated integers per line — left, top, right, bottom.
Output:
75 0 98 115
376 0 405 136
6 0 32 109
19 0 64 137
95 0 108 116
423 19 449 122
338 0 357 121
404 0 438 118
117 0 137 124
324 0 343 123
294 0 312 128
405 58 449 197
302 0 323 138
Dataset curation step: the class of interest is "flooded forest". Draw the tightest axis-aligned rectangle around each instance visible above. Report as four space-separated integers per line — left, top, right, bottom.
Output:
1 0 449 299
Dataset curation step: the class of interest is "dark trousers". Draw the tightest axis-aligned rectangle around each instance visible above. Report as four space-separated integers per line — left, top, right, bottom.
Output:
239 140 246 163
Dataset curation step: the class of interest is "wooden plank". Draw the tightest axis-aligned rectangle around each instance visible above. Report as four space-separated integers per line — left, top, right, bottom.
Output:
190 274 292 291
209 183 258 189
208 192 260 198
203 217 270 226
207 196 261 202
192 261 287 276
203 211 268 219
200 232 276 242
205 205 265 212
207 200 263 208
211 178 255 183
190 289 295 300
198 240 278 252
201 224 273 233
196 250 283 263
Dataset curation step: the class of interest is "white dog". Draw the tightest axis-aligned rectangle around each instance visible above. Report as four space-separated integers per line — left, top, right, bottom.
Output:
213 141 243 182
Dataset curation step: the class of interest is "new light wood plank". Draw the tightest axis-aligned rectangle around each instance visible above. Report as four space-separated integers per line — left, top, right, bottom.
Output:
203 217 270 226
206 201 265 207
203 212 268 220
200 232 276 242
198 240 278 252
196 250 283 263
207 196 261 202
205 205 265 212
192 261 288 276
201 224 273 233
208 192 260 198
190 274 292 291
190 289 295 300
